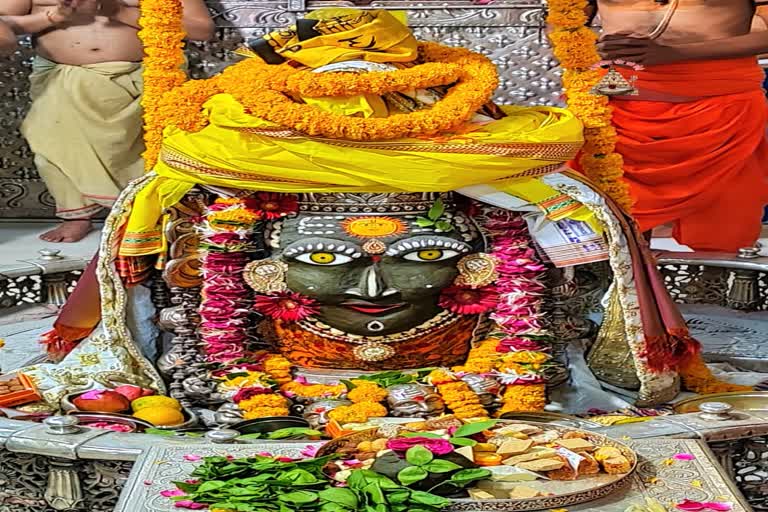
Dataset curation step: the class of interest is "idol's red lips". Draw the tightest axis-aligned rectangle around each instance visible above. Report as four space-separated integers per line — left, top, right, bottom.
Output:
340 300 407 315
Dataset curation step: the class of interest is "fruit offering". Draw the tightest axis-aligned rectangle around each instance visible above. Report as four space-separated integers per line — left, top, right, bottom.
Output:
72 390 130 413
131 396 184 426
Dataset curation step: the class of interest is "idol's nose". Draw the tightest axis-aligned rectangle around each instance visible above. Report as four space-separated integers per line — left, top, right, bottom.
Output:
346 263 397 299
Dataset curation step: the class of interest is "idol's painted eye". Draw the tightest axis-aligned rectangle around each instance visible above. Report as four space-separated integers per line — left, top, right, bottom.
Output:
295 252 352 266
403 249 459 262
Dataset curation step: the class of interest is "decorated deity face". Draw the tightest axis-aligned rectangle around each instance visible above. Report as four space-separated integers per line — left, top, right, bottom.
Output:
461 373 503 408
275 193 480 336
303 399 352 428
386 383 445 418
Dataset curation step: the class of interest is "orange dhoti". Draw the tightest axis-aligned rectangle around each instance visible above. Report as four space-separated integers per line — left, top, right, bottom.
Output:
611 58 768 252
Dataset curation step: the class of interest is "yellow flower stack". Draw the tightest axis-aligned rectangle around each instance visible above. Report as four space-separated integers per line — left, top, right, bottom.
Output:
547 0 633 211
427 369 488 420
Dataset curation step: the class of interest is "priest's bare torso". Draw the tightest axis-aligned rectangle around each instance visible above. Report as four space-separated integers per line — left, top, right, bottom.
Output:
596 0 754 43
31 0 142 64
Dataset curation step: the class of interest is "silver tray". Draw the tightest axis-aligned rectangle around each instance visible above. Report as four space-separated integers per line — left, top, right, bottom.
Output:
318 420 637 512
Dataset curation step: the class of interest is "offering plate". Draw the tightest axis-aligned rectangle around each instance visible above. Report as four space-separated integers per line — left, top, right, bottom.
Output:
673 391 768 414
318 420 638 511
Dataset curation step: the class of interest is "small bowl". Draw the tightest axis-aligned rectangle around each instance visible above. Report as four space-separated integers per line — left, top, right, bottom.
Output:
67 412 154 433
231 416 310 441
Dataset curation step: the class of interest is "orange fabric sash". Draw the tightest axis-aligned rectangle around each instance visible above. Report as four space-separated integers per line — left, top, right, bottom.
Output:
612 58 768 251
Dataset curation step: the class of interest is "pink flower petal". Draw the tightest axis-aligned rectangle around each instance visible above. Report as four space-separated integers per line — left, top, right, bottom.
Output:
300 445 321 458
676 500 733 512
160 489 186 498
79 389 105 400
143 480 153 486
174 500 206 510
183 454 202 462
673 453 696 461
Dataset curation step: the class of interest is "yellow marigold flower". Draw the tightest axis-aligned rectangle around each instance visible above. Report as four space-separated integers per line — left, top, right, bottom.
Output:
503 351 549 364
548 27 600 69
328 402 387 424
347 381 388 404
496 384 547 415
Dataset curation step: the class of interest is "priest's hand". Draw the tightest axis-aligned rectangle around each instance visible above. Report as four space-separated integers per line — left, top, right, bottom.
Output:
597 33 684 66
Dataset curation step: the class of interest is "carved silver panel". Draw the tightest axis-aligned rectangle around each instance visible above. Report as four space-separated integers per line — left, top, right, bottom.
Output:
0 0 554 219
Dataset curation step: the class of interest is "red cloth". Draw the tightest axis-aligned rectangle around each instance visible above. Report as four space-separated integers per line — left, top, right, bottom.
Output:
611 58 768 251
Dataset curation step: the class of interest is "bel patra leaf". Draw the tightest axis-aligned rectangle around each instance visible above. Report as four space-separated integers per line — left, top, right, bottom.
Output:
452 420 498 438
198 480 228 493
415 217 435 227
409 490 452 508
428 198 445 221
397 466 428 486
449 468 493 485
434 220 453 232
277 490 319 504
318 487 359 508
448 437 477 447
423 459 463 474
405 445 434 466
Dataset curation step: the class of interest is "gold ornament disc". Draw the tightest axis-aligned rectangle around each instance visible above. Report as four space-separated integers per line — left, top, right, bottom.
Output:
243 259 289 294
453 253 499 288
353 343 396 362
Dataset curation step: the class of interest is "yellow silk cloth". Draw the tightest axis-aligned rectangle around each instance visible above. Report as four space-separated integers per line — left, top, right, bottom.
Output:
120 94 592 256
244 9 417 68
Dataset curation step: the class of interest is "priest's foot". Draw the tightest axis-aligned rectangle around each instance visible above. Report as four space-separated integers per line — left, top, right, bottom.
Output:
39 220 93 243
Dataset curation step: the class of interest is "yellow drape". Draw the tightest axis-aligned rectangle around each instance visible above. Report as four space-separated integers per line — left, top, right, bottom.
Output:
120 94 594 256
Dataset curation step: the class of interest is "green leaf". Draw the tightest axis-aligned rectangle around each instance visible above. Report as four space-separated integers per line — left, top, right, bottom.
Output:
362 482 387 505
397 466 428 486
277 490 318 505
267 428 323 440
318 488 359 508
448 437 477 447
225 372 251 379
320 503 352 512
198 480 228 493
434 220 453 232
144 428 176 437
423 459 463 474
415 217 435 227
237 433 264 440
401 432 443 439
410 490 451 508
341 379 356 391
449 468 493 486
405 446 433 466
428 198 445 221
452 420 498 438
385 489 411 505
276 468 320 485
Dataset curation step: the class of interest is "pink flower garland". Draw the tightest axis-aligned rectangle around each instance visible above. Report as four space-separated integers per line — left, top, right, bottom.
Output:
485 210 551 385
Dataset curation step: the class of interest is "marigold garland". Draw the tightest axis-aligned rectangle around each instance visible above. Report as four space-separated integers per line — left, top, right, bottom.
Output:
327 402 388 425
678 357 753 395
239 393 291 420
547 0 633 211
263 354 293 385
347 380 389 404
150 41 498 143
138 0 187 169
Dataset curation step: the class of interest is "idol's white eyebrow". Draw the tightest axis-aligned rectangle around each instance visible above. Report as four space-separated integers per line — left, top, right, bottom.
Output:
385 236 472 257
282 238 363 258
